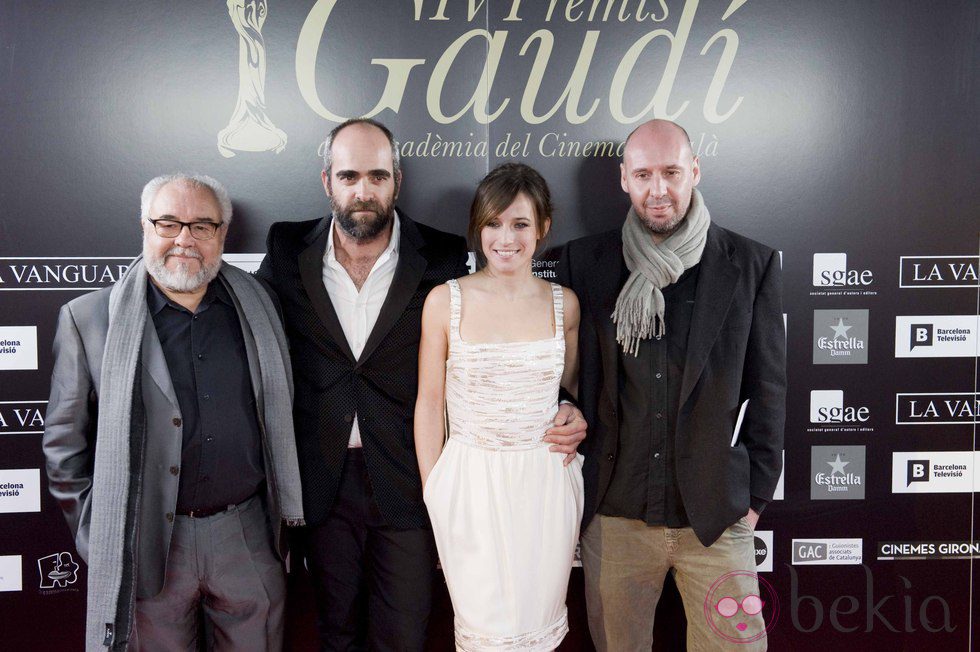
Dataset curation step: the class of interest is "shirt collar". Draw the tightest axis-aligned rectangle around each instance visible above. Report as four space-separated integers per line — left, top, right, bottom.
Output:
145 276 228 315
325 210 401 264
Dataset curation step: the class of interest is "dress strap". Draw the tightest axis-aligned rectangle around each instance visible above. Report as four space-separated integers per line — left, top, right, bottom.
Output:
447 279 462 343
550 283 564 339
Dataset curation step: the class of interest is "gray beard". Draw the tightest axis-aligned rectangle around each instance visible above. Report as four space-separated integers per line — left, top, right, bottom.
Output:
332 199 395 243
641 213 684 237
144 246 222 293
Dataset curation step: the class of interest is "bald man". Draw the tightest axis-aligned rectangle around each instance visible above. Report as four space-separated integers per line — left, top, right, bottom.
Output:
558 120 785 650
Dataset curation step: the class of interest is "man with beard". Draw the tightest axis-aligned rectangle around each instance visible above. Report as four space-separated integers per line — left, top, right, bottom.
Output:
257 118 586 650
558 120 785 650
43 174 303 651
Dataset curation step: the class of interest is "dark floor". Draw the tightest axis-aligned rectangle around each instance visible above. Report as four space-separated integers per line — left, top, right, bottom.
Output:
285 566 688 651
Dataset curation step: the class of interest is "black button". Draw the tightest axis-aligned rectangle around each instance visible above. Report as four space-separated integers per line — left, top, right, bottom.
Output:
205 435 214 442
193 315 199 321
166 512 174 523
197 353 204 360
172 417 182 427
656 412 664 420
169 465 179 476
606 454 614 462
654 452 661 459
203 393 210 400
201 476 209 483
344 413 354 423
655 372 663 379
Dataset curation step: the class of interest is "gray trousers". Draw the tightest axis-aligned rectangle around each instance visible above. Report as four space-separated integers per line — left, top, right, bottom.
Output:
131 495 286 651
582 514 767 652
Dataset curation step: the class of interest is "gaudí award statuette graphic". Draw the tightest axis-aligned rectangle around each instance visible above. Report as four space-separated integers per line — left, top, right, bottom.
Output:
218 0 287 157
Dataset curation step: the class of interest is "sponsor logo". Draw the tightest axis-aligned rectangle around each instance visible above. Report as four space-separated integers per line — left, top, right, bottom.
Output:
222 253 265 274
808 390 871 433
0 400 47 435
37 552 78 589
811 253 876 296
531 257 557 279
895 315 977 358
877 541 980 560
0 468 41 513
791 539 863 565
0 255 271 287
812 310 868 364
0 257 131 291
0 326 38 371
754 530 773 573
891 451 978 493
0 555 23 592
899 255 979 289
895 393 978 425
811 446 866 500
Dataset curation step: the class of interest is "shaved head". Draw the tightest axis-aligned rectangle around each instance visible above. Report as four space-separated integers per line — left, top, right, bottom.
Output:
620 120 701 241
624 120 694 161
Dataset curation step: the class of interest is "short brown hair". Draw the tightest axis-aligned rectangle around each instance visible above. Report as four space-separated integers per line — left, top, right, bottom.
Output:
468 162 553 268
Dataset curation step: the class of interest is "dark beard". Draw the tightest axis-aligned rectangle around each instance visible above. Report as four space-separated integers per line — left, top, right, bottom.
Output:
332 198 395 242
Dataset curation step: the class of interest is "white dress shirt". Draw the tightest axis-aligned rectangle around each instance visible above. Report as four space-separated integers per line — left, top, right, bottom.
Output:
323 213 401 448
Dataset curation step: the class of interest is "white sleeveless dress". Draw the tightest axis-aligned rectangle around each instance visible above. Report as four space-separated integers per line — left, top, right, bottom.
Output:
424 279 585 652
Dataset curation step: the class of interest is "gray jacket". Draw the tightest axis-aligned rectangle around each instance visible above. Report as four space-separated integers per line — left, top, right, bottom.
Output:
43 278 293 602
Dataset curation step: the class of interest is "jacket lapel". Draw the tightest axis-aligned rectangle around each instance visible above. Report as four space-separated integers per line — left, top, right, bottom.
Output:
679 225 739 406
140 318 178 409
219 274 264 410
298 217 356 363
357 213 427 366
590 234 627 410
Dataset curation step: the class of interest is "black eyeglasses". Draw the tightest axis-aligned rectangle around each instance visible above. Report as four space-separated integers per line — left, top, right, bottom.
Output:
147 218 224 241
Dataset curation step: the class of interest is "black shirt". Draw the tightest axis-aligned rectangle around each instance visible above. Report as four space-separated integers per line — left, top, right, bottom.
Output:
599 264 700 526
147 279 264 513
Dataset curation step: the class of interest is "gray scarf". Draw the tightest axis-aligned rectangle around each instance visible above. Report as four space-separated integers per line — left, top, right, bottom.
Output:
85 257 303 650
612 189 711 356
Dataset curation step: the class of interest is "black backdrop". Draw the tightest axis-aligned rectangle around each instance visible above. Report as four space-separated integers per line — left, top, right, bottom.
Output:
1 1 977 649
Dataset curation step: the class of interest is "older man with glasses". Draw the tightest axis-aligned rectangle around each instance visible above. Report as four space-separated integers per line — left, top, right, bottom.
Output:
43 173 304 651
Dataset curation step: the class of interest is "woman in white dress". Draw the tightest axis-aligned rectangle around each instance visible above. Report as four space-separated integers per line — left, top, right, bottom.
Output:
415 163 585 651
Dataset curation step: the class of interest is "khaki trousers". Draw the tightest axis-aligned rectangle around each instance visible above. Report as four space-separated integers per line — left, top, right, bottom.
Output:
581 515 766 651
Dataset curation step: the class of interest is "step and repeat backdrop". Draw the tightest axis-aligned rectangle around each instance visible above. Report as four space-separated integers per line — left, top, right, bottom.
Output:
0 0 977 649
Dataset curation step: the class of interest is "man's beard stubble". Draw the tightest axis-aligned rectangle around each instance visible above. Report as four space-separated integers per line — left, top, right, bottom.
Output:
638 193 692 239
332 196 396 243
639 210 684 238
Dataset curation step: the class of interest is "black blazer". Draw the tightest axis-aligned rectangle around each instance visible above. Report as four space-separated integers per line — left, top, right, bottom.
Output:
558 223 786 546
257 212 469 528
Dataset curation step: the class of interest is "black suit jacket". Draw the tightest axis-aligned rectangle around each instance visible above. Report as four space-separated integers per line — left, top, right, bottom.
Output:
558 223 786 546
257 212 469 528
